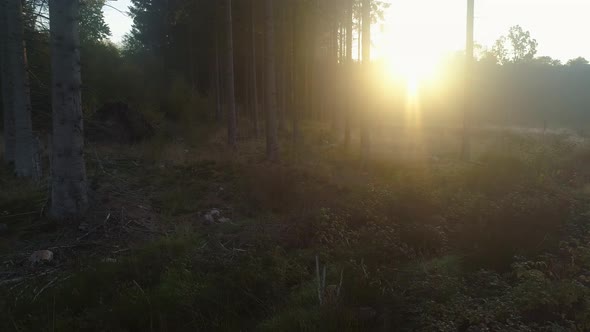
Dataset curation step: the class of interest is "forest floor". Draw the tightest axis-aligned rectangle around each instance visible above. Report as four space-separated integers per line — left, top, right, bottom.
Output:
3 124 590 331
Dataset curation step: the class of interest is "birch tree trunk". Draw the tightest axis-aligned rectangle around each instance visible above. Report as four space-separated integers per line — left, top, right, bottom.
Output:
49 0 88 219
360 0 371 165
0 1 15 165
6 0 34 177
223 0 237 148
264 0 279 161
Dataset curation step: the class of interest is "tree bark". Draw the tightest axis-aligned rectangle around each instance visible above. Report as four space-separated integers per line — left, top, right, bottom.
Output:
7 0 34 177
214 27 222 121
278 6 287 133
223 0 237 148
360 0 371 165
462 0 474 161
344 0 353 148
291 0 300 144
49 0 88 219
357 8 362 63
250 0 260 138
264 0 279 161
0 1 15 165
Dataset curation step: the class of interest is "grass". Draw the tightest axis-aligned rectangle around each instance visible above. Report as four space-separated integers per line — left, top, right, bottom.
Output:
2 127 590 331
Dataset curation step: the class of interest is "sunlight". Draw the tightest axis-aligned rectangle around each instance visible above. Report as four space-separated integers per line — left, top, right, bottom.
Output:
406 75 419 98
383 52 441 89
374 0 465 91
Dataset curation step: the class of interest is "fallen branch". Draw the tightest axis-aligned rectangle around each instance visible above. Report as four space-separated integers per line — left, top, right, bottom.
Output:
77 213 111 241
33 275 59 302
0 277 24 286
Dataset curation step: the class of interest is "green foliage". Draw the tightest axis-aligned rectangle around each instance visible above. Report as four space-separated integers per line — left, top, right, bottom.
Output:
567 57 590 67
79 0 111 43
486 25 538 64
3 134 590 331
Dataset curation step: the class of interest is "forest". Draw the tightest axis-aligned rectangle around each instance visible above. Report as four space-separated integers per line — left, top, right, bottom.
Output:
3 0 590 330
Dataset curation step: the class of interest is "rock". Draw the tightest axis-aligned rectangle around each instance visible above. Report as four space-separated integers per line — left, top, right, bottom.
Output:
29 250 54 263
0 223 7 233
218 217 231 223
210 209 221 219
203 213 215 225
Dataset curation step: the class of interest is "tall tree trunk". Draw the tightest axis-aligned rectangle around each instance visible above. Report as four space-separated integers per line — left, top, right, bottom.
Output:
344 0 353 148
264 0 279 161
250 0 260 138
214 30 222 121
462 0 474 160
360 0 371 165
357 9 362 63
279 6 288 134
291 1 300 144
0 1 15 165
6 0 35 177
336 22 345 64
223 0 237 148
188 20 196 96
49 0 88 218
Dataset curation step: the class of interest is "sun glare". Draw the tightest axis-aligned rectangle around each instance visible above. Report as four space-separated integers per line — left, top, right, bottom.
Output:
374 0 465 94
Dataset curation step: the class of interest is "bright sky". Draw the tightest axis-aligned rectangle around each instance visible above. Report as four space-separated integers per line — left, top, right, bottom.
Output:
378 0 590 63
104 0 590 62
103 0 133 44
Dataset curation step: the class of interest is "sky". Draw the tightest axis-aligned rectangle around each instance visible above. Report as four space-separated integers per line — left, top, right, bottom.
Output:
103 0 133 43
104 0 590 62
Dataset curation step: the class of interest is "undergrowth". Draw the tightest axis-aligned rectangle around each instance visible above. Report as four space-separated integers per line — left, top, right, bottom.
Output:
2 132 590 331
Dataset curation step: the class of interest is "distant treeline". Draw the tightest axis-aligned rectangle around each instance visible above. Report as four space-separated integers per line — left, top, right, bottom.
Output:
371 62 590 131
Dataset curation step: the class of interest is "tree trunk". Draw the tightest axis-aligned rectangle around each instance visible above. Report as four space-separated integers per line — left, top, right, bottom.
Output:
223 0 237 148
264 0 279 161
49 0 88 219
0 2 15 165
250 0 260 138
278 6 287 133
360 0 371 165
188 20 196 96
291 1 300 144
344 0 353 148
357 10 362 63
7 0 34 177
462 0 474 160
214 28 222 121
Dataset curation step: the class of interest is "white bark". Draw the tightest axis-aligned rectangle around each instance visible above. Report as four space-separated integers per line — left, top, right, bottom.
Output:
49 0 88 219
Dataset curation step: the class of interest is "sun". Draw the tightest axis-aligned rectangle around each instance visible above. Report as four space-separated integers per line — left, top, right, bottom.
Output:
373 0 466 95
382 50 441 96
